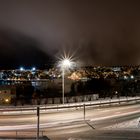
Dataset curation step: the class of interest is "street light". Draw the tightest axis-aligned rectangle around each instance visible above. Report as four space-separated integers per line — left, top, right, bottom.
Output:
58 52 76 104
61 58 72 104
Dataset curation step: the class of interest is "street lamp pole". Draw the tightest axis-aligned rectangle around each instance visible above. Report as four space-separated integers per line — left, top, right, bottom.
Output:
60 58 74 104
62 68 65 104
37 107 40 140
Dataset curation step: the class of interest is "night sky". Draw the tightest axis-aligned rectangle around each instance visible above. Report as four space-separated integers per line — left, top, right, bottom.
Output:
0 0 140 69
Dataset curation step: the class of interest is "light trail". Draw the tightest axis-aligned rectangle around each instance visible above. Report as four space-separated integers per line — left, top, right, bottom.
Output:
0 104 139 131
0 99 139 139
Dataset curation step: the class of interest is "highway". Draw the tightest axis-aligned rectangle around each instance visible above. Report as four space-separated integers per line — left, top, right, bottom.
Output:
0 103 140 139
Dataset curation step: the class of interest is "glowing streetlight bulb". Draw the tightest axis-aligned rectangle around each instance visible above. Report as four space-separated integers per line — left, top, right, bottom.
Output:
62 58 71 68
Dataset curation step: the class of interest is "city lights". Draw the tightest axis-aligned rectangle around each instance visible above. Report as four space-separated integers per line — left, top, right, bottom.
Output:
131 75 134 79
4 98 10 103
20 67 24 71
32 67 36 71
124 76 128 80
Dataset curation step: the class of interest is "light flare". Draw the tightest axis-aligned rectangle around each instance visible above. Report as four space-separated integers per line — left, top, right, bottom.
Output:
57 51 76 71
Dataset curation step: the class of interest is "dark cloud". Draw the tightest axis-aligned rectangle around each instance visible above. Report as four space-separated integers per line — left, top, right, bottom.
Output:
0 29 52 69
0 0 140 68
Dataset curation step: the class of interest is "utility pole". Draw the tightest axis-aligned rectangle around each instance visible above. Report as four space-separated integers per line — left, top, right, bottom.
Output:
83 104 85 120
37 107 40 140
62 68 65 104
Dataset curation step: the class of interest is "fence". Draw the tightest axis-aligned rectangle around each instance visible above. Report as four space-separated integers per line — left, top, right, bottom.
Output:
33 94 99 105
0 96 140 113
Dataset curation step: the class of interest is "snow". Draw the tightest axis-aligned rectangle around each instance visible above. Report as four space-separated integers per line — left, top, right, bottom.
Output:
104 118 140 130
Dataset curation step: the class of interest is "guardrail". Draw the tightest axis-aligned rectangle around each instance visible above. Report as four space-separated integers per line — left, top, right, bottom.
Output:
0 96 140 113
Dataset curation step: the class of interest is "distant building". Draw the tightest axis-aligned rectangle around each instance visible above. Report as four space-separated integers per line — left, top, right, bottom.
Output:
112 67 121 72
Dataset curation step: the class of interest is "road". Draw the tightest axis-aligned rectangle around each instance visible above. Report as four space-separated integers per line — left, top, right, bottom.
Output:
0 103 140 139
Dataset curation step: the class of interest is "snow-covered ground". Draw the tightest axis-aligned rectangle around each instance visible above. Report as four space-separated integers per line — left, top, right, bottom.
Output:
104 117 140 130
